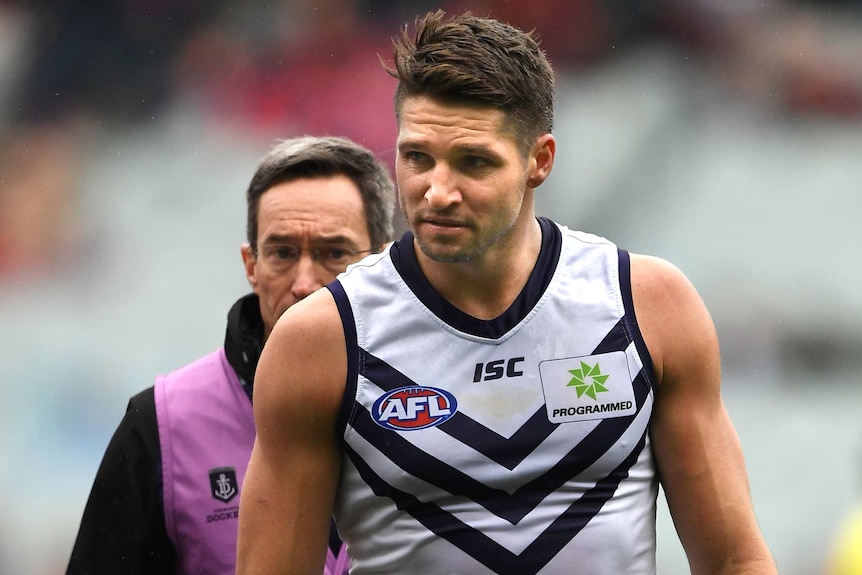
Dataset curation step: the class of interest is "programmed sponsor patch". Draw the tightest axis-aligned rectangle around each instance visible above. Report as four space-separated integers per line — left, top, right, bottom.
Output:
539 351 636 423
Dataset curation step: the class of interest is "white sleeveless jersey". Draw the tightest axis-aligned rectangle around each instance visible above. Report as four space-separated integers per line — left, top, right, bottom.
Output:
329 218 658 575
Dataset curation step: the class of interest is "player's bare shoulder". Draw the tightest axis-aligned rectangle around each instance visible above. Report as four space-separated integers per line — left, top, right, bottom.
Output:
270 288 346 381
628 253 717 385
256 287 348 419
628 254 699 311
272 287 344 345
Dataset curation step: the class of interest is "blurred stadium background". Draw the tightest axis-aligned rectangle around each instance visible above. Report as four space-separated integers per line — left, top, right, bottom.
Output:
1 0 861 573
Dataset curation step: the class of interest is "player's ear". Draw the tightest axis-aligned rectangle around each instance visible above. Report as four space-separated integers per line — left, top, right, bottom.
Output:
241 244 259 292
526 134 555 189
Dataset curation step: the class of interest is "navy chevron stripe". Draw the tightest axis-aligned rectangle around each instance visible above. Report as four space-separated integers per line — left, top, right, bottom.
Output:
593 317 631 355
445 407 555 470
351 370 649 524
345 427 648 575
358 318 634 470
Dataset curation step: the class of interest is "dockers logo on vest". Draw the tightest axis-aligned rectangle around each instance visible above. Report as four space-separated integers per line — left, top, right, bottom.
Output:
372 385 458 430
209 466 238 503
539 351 637 423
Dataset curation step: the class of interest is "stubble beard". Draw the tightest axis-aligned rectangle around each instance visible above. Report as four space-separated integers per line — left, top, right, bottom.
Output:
400 193 523 265
414 235 476 263
409 215 518 265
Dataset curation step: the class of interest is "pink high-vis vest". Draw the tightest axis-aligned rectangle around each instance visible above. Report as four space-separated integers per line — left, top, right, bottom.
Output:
155 348 350 575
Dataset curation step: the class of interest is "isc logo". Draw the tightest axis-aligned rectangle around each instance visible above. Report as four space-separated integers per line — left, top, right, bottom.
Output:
372 386 458 431
472 357 525 382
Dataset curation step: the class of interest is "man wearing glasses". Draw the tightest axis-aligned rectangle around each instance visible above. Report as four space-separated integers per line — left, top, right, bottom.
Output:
66 136 396 575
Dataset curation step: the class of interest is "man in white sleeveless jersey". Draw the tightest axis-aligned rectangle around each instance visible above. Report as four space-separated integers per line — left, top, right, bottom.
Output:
237 10 778 575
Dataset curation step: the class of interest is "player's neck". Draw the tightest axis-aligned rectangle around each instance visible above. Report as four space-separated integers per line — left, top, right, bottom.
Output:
417 221 542 320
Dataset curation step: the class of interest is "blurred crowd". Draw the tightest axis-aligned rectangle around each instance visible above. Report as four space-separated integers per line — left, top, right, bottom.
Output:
2 0 861 281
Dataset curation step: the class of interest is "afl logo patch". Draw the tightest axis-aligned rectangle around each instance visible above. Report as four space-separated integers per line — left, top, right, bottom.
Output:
372 386 458 431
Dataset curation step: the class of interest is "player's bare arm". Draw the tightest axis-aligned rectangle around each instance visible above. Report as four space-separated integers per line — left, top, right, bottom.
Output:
237 288 346 575
631 254 778 575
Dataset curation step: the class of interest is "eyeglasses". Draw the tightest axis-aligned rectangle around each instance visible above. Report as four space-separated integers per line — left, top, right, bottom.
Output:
251 244 374 274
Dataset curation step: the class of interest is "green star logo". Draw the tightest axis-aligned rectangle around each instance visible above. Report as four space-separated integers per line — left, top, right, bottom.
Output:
567 361 609 400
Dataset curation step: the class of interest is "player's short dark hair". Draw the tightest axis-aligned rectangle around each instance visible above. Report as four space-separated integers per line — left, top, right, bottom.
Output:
388 10 555 155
